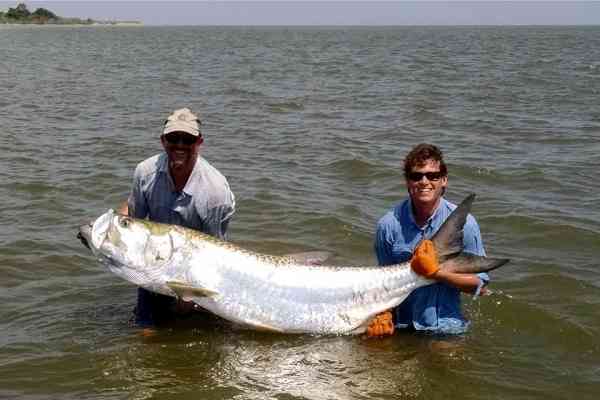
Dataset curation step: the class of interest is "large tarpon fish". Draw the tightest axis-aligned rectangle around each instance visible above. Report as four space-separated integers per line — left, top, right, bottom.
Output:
78 194 508 335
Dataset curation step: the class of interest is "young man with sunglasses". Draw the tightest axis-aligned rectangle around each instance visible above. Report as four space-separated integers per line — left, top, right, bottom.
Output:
117 108 236 328
367 143 487 337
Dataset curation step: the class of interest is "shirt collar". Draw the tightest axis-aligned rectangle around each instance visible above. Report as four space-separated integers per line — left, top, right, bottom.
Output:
404 196 447 229
157 152 201 196
181 157 203 196
157 152 169 174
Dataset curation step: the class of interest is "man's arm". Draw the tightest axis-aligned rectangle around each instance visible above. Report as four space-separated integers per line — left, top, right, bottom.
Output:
374 222 394 266
203 188 236 239
455 215 489 295
204 205 235 239
126 164 149 219
416 213 488 294
429 269 483 295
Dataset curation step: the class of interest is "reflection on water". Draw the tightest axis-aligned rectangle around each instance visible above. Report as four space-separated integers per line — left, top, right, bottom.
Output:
96 323 431 399
84 310 483 400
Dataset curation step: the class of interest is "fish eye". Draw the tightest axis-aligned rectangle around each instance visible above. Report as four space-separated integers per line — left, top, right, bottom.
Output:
120 218 132 228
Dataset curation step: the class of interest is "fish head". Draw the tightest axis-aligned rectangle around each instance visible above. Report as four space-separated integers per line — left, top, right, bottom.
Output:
89 210 175 291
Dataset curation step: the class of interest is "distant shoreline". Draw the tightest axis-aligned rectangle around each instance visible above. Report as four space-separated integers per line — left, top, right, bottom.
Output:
1 23 598 28
0 3 141 26
0 21 143 27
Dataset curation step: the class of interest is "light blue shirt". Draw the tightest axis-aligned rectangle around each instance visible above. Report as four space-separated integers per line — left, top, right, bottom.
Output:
374 197 487 334
128 152 235 327
128 153 235 239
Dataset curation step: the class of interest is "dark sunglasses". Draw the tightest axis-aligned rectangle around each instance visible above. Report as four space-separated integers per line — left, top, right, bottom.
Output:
164 134 199 146
407 171 443 182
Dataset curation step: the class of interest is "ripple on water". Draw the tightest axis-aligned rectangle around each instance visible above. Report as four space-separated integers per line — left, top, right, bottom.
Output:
325 158 389 181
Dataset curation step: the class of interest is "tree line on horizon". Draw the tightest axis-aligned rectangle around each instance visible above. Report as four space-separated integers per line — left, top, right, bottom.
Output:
0 3 94 24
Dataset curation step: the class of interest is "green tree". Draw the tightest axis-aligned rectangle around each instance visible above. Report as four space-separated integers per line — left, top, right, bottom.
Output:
6 3 31 19
32 8 56 19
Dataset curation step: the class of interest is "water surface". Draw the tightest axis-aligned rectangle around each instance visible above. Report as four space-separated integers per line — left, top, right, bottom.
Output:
1 25 599 399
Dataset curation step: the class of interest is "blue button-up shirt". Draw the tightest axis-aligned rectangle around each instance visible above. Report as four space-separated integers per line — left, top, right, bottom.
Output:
374 197 487 334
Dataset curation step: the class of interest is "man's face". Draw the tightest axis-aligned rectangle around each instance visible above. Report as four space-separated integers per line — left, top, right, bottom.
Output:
161 131 203 171
406 159 448 207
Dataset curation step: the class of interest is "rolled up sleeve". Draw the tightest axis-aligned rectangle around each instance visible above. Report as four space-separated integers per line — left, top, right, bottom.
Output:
128 165 149 219
204 204 235 239
375 221 394 266
203 188 236 239
463 215 490 296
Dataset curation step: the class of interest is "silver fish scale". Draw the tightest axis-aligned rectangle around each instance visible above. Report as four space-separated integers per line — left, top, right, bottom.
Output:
176 241 428 334
91 211 432 335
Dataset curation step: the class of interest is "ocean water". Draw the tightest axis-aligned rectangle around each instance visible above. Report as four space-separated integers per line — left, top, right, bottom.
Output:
1 25 599 399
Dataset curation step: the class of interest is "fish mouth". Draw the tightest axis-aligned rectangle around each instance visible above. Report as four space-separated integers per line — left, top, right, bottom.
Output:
90 209 115 250
77 223 93 250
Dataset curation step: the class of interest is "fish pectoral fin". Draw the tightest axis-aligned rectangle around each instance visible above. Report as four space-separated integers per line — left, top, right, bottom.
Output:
338 310 372 333
243 319 285 334
166 280 219 300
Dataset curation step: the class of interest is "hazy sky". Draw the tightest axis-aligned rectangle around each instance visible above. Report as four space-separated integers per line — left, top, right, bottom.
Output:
1 1 599 26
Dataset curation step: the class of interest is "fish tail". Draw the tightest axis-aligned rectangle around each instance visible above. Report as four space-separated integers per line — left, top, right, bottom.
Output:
440 253 510 274
431 194 510 274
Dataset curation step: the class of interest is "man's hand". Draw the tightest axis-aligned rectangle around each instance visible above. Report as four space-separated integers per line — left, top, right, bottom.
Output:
410 240 439 278
366 311 395 338
140 328 157 337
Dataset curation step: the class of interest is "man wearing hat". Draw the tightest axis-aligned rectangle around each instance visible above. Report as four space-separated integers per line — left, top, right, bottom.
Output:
118 108 236 327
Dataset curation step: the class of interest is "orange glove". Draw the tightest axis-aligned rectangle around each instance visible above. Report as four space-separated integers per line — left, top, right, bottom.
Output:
410 240 439 278
140 328 157 337
366 311 395 337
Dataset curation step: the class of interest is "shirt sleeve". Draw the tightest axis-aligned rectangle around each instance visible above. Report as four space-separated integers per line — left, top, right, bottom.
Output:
463 214 490 291
463 215 486 256
203 190 236 240
374 220 394 266
127 164 148 219
203 205 234 239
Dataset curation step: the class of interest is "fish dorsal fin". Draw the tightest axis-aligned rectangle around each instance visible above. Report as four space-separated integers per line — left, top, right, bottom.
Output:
166 280 219 301
284 251 332 266
431 194 475 258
